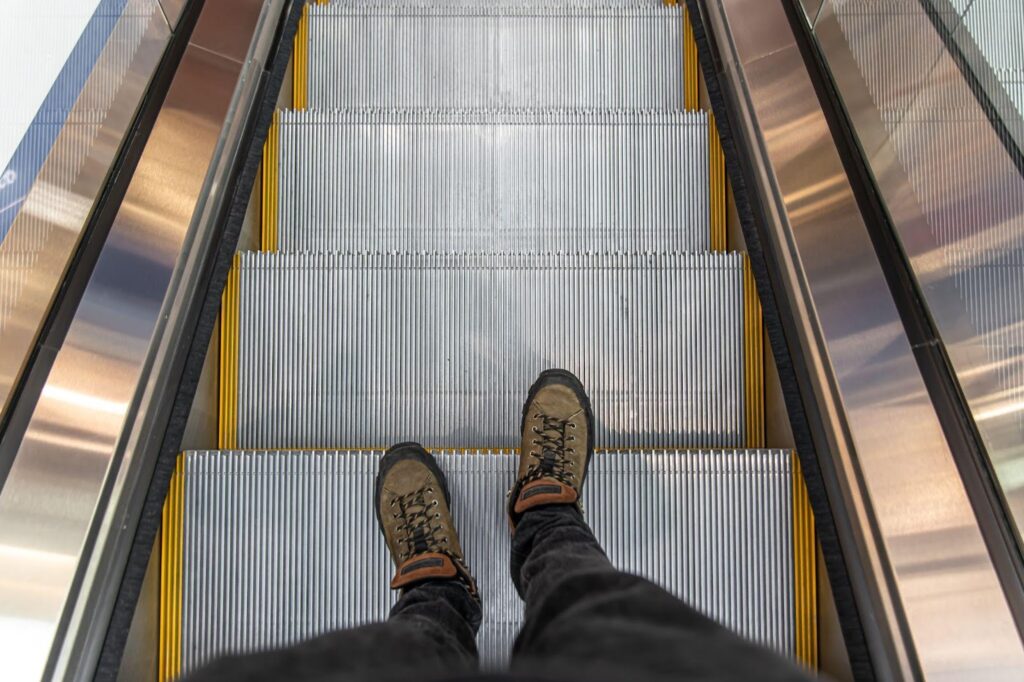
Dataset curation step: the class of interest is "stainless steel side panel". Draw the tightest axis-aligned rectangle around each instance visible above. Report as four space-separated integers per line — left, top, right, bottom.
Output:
700 0 1024 677
0 0 169 428
0 0 284 679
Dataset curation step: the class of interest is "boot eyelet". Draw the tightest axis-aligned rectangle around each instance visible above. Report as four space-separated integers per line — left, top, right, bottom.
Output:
432 500 438 507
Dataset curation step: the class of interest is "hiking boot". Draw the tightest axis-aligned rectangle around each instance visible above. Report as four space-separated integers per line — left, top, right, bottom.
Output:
508 369 595 528
375 442 477 595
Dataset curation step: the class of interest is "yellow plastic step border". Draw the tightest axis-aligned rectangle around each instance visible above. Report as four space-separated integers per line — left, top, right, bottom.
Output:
682 5 699 111
219 254 241 450
293 1 333 110
261 111 279 252
743 255 764 449
158 455 184 682
709 114 727 252
293 3 309 110
793 453 818 670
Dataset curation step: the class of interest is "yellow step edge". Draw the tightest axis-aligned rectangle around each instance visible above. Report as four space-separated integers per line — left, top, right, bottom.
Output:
159 455 184 682
261 111 279 253
710 114 726 252
683 6 699 111
219 254 240 450
743 255 764 449
792 453 818 670
293 3 309 110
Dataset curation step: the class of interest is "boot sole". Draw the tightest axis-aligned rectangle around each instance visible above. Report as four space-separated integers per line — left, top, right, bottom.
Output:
374 442 452 536
519 368 596 486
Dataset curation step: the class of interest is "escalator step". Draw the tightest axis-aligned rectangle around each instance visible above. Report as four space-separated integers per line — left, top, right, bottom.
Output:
301 2 685 109
267 109 709 253
221 251 751 450
162 448 800 672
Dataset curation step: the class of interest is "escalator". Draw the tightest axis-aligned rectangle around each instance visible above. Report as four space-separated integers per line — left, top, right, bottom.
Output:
160 2 814 677
3 1 1024 681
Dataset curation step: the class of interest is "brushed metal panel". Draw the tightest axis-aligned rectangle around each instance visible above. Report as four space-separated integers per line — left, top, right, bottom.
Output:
723 0 794 66
820 0 1024 538
748 46 1024 677
0 0 168 431
190 0 264 63
158 0 187 29
708 0 1024 676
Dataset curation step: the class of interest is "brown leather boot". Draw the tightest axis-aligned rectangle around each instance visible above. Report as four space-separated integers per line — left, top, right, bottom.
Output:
508 369 594 528
375 442 477 595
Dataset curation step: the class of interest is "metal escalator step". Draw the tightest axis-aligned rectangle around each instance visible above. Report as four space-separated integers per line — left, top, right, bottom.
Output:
301 2 685 109
221 251 749 450
162 448 801 672
268 109 709 253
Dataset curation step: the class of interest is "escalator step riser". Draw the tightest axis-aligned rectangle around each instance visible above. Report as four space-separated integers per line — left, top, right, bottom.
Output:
272 109 709 253
172 448 796 671
305 3 685 109
230 252 747 450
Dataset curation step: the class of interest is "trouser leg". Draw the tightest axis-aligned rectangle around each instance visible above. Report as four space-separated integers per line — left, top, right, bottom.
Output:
182 580 481 682
509 505 813 682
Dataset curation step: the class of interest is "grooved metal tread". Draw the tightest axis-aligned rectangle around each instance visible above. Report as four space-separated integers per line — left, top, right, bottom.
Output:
268 108 709 253
301 1 685 108
221 251 753 451
163 448 802 672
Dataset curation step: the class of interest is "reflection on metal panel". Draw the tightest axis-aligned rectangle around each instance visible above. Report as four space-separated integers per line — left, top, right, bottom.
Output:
0 0 282 677
271 109 710 252
702 0 1024 676
0 0 169 425
821 0 1024 551
959 1 1024 148
167 449 796 672
227 251 747 450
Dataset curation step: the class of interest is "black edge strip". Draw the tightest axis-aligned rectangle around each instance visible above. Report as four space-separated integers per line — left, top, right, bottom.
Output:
781 0 1024 642
93 1 306 679
684 1 875 678
0 0 208 485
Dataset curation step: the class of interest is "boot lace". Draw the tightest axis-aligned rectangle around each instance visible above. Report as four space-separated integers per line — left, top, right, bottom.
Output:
390 487 450 562
524 413 578 486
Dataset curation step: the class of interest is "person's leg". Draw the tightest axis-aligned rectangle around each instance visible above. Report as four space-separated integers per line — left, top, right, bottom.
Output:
506 369 813 682
184 443 482 682
183 579 479 682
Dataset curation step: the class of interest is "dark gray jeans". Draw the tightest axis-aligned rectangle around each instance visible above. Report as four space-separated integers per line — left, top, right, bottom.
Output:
185 506 813 682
